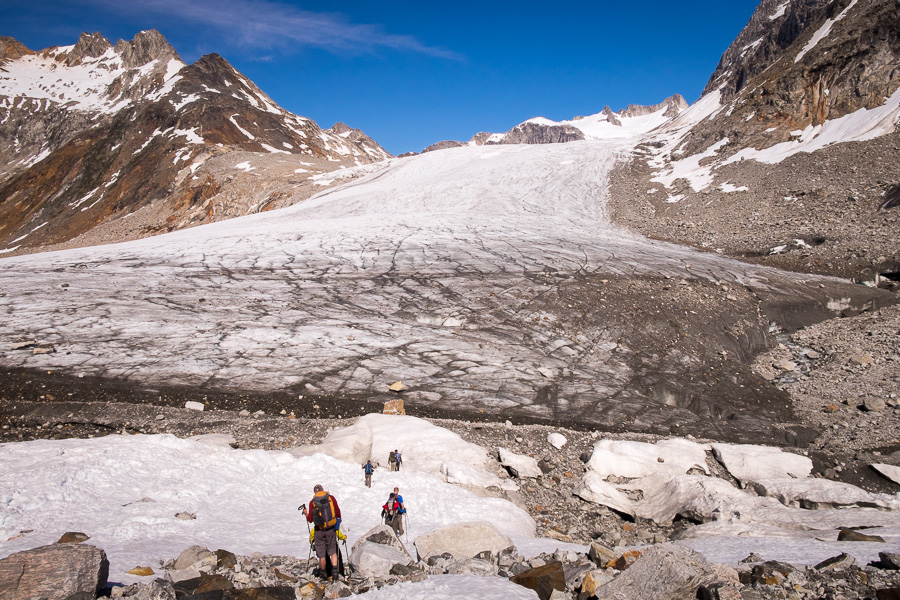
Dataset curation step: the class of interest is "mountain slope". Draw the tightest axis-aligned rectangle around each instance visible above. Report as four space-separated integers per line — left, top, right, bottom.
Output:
607 0 900 283
0 31 391 255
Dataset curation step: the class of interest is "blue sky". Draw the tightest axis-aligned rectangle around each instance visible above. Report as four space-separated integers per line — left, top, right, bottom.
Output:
4 0 761 155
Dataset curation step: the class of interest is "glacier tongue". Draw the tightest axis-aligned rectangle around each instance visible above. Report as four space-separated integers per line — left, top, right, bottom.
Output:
0 141 889 438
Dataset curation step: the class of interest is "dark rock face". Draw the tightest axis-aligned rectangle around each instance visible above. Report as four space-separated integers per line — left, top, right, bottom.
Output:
0 36 33 62
64 32 114 66
704 0 831 98
620 94 688 118
607 0 900 284
502 121 585 145
690 0 900 156
422 140 467 153
0 543 109 600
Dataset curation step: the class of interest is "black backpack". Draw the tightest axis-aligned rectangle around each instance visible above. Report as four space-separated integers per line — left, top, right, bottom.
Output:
312 492 337 530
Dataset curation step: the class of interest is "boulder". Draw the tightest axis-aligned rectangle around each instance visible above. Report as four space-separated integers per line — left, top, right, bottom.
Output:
214 549 237 569
588 542 617 567
297 582 326 598
547 433 567 449
815 553 857 571
446 557 496 576
499 448 542 478
872 463 900 485
593 543 725 600
349 525 412 579
0 543 109 600
613 550 642 571
323 581 353 599
413 521 514 561
171 574 233 597
579 569 615 600
864 398 887 412
510 561 566 600
740 560 794 585
879 552 900 570
173 544 216 570
382 398 405 415
132 578 176 600
57 532 90 544
837 528 885 543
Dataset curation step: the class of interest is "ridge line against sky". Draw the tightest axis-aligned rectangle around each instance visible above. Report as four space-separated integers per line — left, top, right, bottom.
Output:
4 0 763 155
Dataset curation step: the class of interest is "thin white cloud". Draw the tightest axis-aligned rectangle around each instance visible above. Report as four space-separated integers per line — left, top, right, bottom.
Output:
89 0 462 60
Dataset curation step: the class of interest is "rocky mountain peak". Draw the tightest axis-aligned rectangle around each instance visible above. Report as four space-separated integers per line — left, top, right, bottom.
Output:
114 29 181 69
703 0 831 98
64 32 112 66
329 122 352 135
621 94 688 119
0 36 33 63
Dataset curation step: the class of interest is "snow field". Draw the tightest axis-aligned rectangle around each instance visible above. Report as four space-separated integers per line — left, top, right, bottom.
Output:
0 415 537 585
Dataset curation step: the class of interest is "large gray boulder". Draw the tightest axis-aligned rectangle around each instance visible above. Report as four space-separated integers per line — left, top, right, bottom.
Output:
132 578 176 600
172 544 216 571
594 543 732 600
413 521 514 562
349 525 413 579
0 543 109 600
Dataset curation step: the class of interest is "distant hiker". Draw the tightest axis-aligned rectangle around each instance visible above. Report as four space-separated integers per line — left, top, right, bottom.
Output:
382 492 401 536
394 449 403 471
301 484 342 581
362 460 376 488
392 486 406 536
388 450 397 471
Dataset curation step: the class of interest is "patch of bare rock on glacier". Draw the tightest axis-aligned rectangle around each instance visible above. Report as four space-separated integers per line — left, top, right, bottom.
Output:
0 140 894 446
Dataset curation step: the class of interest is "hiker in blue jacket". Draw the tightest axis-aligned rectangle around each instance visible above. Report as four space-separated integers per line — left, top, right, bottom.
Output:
362 460 376 488
392 486 406 536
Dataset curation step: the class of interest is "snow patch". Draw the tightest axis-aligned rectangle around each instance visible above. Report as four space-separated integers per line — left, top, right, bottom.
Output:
724 87 900 165
795 0 858 63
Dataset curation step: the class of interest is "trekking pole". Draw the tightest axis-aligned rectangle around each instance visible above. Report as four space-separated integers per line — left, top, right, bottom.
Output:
299 505 312 564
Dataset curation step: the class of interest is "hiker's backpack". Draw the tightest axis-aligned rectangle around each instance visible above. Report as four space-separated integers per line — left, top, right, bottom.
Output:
389 450 396 463
364 463 374 475
311 491 337 530
382 498 397 517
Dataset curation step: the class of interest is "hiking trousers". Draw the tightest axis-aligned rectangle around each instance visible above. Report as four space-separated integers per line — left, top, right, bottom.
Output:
365 473 372 487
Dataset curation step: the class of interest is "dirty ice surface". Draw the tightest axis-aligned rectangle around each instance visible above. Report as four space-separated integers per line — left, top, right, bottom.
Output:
0 140 875 429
